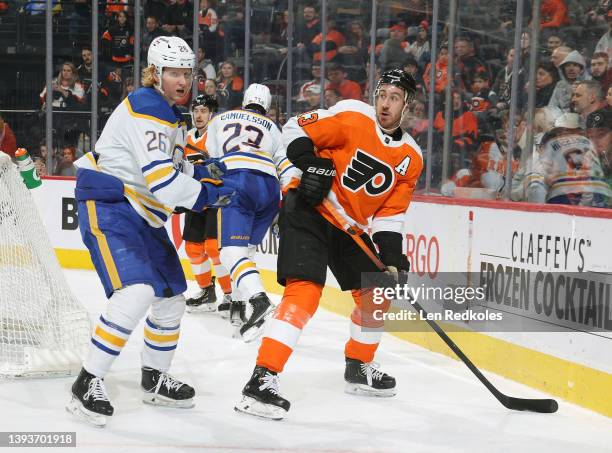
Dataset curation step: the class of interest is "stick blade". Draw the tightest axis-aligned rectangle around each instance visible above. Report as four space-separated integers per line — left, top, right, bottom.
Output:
504 396 558 413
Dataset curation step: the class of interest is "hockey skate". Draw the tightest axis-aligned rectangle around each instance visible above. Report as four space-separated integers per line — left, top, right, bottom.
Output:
230 300 247 338
235 366 290 420
344 358 396 397
185 277 217 313
239 293 275 343
141 367 195 408
66 368 114 428
217 294 232 319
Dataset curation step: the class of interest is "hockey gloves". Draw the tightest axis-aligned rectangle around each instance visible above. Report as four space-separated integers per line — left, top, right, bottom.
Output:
372 231 410 285
296 157 336 207
193 158 227 181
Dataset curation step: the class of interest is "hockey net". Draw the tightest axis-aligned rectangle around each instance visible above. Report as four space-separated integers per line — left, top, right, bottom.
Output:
0 151 90 377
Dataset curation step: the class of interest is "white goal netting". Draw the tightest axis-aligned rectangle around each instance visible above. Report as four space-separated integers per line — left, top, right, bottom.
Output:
0 151 90 377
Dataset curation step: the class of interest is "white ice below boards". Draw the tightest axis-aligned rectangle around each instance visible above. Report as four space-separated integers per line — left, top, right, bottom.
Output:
1 269 611 453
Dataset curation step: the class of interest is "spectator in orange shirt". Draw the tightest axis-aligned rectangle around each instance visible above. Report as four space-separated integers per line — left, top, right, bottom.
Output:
326 63 362 100
423 47 449 95
0 113 17 158
309 17 345 63
433 91 479 162
540 0 570 30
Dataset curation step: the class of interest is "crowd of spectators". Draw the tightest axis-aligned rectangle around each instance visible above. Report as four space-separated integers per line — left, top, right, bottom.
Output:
0 0 610 209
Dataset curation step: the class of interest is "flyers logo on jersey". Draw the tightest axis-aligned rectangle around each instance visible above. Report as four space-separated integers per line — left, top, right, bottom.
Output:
297 112 319 127
342 150 394 196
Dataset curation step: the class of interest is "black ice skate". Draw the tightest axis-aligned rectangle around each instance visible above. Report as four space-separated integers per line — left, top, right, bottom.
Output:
235 366 290 420
141 367 195 408
217 294 232 319
66 367 114 427
239 293 275 343
185 277 217 313
344 357 397 397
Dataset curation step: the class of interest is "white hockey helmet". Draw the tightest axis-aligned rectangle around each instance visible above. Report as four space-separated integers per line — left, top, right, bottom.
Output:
242 83 272 113
147 36 195 93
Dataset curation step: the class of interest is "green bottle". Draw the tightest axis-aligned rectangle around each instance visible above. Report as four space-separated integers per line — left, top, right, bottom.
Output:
15 148 42 189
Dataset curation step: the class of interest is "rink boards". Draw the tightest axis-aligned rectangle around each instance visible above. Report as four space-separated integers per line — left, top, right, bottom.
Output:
35 177 612 418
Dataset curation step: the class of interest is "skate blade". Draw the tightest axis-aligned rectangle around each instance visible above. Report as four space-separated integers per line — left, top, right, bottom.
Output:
234 396 286 420
142 392 195 408
344 382 397 397
239 306 275 342
239 318 267 343
66 397 107 428
186 304 217 314
218 309 231 319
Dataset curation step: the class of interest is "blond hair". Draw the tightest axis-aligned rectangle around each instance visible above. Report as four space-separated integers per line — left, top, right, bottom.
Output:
141 65 158 87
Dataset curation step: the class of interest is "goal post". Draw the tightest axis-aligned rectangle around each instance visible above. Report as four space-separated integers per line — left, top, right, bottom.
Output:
0 151 90 377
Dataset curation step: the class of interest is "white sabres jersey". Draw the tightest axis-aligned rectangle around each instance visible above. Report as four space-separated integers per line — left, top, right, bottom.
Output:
75 87 201 228
205 109 298 189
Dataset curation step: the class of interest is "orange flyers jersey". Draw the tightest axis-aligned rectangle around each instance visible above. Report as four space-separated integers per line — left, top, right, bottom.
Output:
283 99 424 234
186 128 208 161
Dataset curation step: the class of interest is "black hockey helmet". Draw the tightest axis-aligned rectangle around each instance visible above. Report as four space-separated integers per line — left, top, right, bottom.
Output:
191 94 218 113
375 69 417 104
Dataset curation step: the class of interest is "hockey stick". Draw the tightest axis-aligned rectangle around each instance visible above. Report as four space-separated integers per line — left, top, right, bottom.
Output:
320 199 558 413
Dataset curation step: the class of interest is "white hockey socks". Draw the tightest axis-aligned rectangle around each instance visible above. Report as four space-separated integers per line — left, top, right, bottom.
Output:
141 294 186 372
221 245 265 301
84 284 156 378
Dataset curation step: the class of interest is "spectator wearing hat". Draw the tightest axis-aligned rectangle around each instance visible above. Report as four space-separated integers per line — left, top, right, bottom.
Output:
549 50 590 112
406 22 430 68
572 80 605 128
380 23 409 71
528 119 610 208
594 9 612 59
0 113 17 158
585 105 611 184
297 63 329 102
590 52 612 92
326 63 362 100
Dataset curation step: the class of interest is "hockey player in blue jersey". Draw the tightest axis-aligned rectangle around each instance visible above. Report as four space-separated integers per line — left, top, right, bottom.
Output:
205 84 300 341
66 36 235 427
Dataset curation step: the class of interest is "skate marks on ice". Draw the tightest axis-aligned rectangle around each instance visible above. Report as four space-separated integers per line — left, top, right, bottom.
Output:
0 270 610 452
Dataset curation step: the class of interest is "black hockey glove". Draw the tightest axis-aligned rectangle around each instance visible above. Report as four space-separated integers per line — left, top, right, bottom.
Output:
372 231 410 285
296 157 336 207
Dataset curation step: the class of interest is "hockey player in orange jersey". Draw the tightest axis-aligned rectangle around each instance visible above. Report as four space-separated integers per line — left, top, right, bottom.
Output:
235 69 424 420
182 94 234 316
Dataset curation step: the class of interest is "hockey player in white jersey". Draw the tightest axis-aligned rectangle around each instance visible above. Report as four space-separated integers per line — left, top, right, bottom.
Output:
205 83 300 341
66 36 235 427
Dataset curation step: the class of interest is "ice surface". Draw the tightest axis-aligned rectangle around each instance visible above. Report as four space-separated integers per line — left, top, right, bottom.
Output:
0 270 610 453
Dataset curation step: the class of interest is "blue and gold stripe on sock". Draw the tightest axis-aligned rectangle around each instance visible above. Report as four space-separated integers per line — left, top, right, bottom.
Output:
143 318 180 352
90 315 132 356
